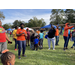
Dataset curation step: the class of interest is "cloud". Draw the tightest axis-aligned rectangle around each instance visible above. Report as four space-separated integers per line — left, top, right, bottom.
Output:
2 12 51 25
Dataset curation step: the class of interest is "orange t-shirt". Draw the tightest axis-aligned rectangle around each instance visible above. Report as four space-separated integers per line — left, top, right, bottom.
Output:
17 28 27 41
55 29 59 36
36 31 40 34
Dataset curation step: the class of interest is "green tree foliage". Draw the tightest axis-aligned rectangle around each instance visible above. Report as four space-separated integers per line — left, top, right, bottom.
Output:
27 17 46 27
64 9 75 23
0 11 5 20
2 24 10 30
12 20 25 28
50 9 64 24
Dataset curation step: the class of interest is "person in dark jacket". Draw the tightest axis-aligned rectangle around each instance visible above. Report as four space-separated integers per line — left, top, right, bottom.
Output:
30 33 35 50
47 24 56 50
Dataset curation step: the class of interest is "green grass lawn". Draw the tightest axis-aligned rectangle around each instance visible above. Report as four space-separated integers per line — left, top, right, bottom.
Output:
0 35 75 65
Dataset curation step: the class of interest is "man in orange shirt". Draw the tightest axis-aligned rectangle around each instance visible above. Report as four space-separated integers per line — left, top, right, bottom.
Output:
55 26 59 46
16 23 27 59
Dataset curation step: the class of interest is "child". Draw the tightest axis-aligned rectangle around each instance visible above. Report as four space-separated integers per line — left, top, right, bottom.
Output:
34 36 39 51
39 30 44 49
1 49 15 65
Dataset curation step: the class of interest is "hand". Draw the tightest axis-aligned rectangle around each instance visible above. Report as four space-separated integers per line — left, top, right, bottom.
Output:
8 41 12 44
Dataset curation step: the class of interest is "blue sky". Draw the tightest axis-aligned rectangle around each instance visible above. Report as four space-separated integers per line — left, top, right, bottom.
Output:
0 9 52 25
1 9 75 25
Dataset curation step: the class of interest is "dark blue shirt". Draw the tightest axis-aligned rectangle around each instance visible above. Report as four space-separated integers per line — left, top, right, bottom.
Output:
34 38 39 45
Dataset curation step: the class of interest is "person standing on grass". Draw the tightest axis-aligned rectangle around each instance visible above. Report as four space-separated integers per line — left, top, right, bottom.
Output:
30 33 35 50
16 23 27 59
55 26 59 46
34 36 39 51
63 23 74 51
39 30 44 49
26 28 30 46
47 24 56 50
13 26 18 51
0 20 12 57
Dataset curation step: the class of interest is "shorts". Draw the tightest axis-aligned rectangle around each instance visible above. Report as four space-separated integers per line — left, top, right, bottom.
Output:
0 42 7 54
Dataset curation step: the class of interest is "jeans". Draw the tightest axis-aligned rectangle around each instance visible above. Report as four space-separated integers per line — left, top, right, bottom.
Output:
63 36 68 48
55 36 59 45
66 34 70 47
17 40 26 56
39 38 43 47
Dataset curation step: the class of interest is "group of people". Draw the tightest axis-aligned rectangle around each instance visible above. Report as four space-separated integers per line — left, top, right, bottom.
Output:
1 19 75 65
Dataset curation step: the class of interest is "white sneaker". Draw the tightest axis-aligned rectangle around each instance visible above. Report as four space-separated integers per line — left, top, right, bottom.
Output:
53 49 55 50
48 48 50 50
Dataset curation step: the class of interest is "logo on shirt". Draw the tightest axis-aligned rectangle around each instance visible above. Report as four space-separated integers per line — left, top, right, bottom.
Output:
0 28 5 33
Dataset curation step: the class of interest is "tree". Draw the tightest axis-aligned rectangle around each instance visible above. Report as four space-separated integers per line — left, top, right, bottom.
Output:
3 24 10 30
64 9 75 23
27 17 46 27
12 20 25 28
0 11 5 20
50 9 64 25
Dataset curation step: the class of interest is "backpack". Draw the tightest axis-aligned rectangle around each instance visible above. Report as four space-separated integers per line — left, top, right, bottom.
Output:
72 31 75 37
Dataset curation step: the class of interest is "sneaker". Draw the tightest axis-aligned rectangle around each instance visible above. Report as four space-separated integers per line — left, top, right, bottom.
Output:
18 57 21 59
15 49 17 51
71 47 73 48
48 48 50 50
22 55 26 57
63 48 65 51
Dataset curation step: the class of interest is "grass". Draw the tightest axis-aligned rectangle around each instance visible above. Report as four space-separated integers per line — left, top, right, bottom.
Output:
0 34 75 65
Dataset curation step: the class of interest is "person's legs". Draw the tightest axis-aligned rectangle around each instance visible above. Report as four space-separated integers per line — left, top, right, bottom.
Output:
66 35 70 48
57 36 59 45
55 36 58 45
14 39 17 50
22 40 26 56
28 39 30 46
47 37 51 49
51 37 55 50
63 36 68 49
36 44 38 50
0 42 7 54
17 41 22 58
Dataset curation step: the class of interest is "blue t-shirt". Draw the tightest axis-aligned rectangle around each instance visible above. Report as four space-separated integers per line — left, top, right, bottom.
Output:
34 38 39 45
68 29 70 35
39 33 44 39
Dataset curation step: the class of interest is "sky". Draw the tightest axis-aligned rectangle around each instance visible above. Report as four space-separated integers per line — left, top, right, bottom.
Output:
0 9 52 25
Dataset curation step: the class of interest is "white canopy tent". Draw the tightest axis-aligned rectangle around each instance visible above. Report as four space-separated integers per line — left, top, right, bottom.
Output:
12 27 34 31
24 27 33 31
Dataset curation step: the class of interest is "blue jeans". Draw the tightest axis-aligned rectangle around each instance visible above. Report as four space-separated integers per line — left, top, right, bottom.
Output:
66 34 70 47
17 40 26 56
63 36 68 48
55 36 59 45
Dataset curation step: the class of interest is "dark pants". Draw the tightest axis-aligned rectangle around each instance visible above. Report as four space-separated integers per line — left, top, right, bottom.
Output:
17 40 26 56
55 36 59 45
63 36 68 48
66 34 70 47
34 44 38 50
14 38 18 49
72 37 75 46
39 38 43 47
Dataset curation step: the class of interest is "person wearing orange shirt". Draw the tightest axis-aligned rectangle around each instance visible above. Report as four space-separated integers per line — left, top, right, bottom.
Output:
16 23 27 59
55 26 59 46
63 23 74 50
